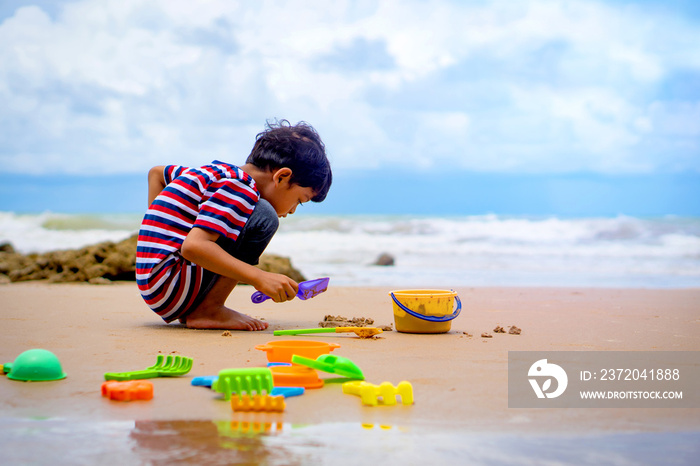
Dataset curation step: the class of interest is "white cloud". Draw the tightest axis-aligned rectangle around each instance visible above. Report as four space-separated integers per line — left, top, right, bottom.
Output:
0 0 698 175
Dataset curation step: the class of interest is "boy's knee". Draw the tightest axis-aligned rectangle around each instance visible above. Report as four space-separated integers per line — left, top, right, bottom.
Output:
251 199 279 234
217 199 278 265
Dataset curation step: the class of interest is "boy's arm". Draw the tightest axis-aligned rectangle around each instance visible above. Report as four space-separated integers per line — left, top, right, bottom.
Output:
147 166 167 206
181 227 299 303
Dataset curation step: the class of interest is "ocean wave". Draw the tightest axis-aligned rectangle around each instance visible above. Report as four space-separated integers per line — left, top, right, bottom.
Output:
0 212 139 254
1 211 699 287
267 214 700 287
39 213 143 231
279 214 700 243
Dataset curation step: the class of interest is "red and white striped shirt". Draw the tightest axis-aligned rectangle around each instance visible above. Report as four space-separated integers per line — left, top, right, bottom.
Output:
136 161 260 321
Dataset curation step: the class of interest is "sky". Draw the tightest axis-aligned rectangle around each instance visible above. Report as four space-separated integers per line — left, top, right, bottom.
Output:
0 0 699 215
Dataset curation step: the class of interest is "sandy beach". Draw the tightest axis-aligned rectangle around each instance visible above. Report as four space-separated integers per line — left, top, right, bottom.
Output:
2 282 698 434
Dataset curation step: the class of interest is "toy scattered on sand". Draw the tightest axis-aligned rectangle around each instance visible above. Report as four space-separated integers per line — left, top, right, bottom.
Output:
291 354 365 380
269 365 324 389
343 381 414 406
231 394 286 412
104 354 193 381
102 380 154 401
2 349 67 382
191 375 305 398
255 340 340 363
271 386 305 397
390 289 462 334
211 368 274 401
7 314 419 419
274 327 383 338
251 277 330 303
191 375 219 387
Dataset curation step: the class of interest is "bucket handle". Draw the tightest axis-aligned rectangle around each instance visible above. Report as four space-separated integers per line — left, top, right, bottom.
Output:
390 292 462 323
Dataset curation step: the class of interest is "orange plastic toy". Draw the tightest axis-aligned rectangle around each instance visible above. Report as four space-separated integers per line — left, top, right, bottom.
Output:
269 365 324 388
231 394 286 412
101 380 154 401
255 340 341 363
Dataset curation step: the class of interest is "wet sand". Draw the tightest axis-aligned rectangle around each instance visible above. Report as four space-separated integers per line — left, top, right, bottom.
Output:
1 282 699 434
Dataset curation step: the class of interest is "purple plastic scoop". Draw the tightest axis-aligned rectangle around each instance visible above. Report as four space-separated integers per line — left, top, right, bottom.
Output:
251 277 330 304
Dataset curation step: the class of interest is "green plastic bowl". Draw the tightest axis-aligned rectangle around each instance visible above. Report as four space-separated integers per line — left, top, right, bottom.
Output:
4 349 67 382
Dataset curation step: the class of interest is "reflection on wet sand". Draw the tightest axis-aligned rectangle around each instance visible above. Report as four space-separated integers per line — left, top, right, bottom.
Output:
128 418 407 463
2 418 698 465
131 418 290 465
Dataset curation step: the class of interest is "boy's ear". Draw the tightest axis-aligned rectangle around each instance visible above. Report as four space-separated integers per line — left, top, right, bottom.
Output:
272 167 293 186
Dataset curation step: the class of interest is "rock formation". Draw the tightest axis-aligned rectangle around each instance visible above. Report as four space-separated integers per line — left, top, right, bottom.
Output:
372 253 395 266
254 254 306 283
0 235 306 284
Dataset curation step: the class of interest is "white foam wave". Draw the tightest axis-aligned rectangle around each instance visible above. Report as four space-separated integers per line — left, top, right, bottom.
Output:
0 212 139 254
266 215 700 288
1 211 698 287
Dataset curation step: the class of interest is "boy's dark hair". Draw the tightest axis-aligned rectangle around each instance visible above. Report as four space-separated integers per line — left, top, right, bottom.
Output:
246 119 332 202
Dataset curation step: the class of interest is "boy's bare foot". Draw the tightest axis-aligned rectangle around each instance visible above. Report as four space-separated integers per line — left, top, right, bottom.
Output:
184 304 268 331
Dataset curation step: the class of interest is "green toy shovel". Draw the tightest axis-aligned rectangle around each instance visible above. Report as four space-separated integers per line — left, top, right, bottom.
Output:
291 354 364 380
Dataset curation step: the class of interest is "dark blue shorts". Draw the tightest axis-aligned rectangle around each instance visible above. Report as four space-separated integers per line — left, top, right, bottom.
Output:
179 198 279 320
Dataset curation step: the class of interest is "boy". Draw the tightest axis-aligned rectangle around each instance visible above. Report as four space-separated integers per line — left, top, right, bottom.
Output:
135 120 332 330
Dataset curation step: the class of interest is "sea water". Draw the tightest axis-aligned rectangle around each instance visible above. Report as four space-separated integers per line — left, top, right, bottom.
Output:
1 211 699 288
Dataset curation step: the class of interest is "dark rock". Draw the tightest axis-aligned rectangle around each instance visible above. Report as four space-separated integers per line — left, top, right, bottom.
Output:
255 254 306 283
0 242 15 253
373 253 395 266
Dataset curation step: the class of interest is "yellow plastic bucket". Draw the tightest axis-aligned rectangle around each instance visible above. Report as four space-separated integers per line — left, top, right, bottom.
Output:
389 290 461 334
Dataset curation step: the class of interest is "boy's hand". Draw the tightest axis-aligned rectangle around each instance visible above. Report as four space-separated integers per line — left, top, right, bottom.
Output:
254 271 299 303
181 228 299 302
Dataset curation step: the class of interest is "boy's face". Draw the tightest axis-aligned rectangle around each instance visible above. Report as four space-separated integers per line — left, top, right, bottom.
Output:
264 168 316 217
